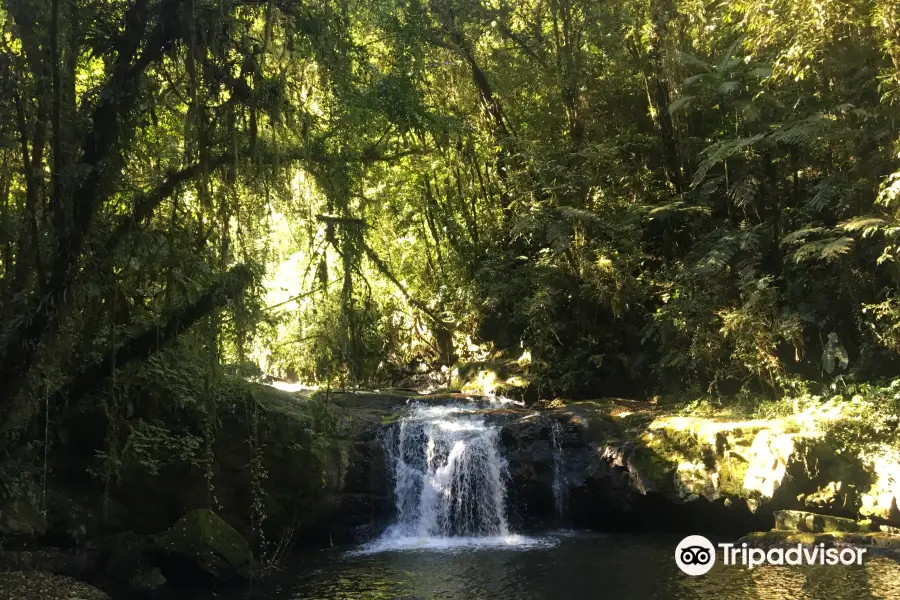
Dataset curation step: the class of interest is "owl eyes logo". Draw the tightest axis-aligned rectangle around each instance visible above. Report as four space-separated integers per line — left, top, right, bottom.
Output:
680 546 712 565
675 535 716 576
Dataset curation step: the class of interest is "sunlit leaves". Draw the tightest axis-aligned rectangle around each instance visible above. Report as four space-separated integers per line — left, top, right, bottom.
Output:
781 229 854 264
840 217 889 238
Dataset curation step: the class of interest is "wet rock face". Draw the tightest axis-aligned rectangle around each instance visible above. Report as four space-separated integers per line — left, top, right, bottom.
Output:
490 399 900 536
495 410 768 534
499 413 589 529
0 547 96 579
154 509 252 584
858 446 900 524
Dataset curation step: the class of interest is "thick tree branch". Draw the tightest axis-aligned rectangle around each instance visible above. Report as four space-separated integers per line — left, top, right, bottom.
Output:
53 264 252 408
103 155 233 258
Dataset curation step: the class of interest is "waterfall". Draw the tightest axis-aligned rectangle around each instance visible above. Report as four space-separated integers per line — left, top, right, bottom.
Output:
360 400 550 553
387 403 510 537
550 419 568 523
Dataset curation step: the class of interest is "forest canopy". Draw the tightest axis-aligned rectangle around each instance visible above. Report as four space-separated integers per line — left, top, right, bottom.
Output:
1 0 900 463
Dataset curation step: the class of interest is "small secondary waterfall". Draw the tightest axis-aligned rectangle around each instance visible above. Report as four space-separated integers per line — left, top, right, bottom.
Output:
550 419 568 522
384 403 511 538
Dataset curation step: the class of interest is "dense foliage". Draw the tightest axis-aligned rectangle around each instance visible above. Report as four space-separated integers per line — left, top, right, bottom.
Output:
1 0 900 477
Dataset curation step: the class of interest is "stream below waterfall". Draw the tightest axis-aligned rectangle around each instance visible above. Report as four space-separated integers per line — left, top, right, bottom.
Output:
176 531 900 600
173 399 900 600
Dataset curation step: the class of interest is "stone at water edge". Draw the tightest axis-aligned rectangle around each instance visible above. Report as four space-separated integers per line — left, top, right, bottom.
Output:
155 508 252 583
0 498 47 538
773 509 869 533
0 571 109 600
128 567 167 594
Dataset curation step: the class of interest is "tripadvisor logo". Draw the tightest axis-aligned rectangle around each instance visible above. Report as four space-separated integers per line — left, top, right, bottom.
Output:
675 535 717 576
675 535 867 576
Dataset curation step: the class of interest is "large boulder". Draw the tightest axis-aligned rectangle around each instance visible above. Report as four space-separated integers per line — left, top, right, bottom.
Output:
858 445 900 523
154 509 252 583
0 571 108 600
0 498 47 539
126 567 167 595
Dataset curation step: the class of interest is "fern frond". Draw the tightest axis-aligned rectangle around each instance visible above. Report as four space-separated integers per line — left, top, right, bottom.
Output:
509 212 539 240
648 201 711 221
749 66 773 79
769 114 840 146
683 73 710 87
739 101 762 123
819 237 854 260
840 217 888 238
546 219 572 253
791 237 853 263
807 179 840 211
558 206 601 223
729 175 758 208
780 227 827 245
691 134 766 188
715 36 745 74
718 81 740 95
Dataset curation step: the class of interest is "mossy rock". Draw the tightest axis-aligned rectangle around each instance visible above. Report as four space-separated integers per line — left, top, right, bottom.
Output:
0 571 109 600
156 509 252 583
453 359 529 395
0 498 47 538
858 446 900 524
774 510 868 533
739 530 829 547
741 529 900 551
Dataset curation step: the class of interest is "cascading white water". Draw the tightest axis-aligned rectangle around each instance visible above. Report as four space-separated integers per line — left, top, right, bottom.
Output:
390 403 510 537
550 419 568 522
356 400 552 553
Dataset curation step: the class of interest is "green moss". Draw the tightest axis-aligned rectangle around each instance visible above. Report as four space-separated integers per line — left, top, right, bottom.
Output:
717 453 751 497
0 499 47 537
161 509 251 579
628 445 678 494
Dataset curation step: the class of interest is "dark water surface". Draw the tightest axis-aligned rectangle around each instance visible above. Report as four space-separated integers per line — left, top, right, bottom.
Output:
188 531 900 600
